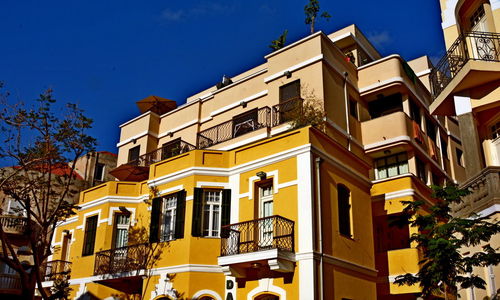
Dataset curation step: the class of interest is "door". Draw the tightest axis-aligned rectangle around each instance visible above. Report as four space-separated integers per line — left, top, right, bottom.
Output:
112 213 130 271
468 5 496 60
259 183 274 248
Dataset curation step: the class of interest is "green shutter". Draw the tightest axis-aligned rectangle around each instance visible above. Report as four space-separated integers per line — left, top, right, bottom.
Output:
174 190 186 239
221 189 231 226
191 188 204 237
149 197 162 243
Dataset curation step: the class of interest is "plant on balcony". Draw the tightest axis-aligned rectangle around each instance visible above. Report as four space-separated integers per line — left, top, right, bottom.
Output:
289 88 326 133
0 85 96 300
269 29 288 51
393 185 500 299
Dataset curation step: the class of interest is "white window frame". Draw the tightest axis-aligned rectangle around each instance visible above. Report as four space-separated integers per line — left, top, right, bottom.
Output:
259 183 274 247
202 190 222 237
160 194 177 241
114 214 130 249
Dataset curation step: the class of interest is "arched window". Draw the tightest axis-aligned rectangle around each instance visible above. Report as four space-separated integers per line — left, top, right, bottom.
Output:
255 294 279 300
337 184 352 237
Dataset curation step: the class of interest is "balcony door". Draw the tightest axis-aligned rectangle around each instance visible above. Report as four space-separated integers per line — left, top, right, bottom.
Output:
258 183 274 248
60 233 71 262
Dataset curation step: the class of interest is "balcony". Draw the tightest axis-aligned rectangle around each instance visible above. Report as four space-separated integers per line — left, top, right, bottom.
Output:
198 107 271 149
271 97 303 127
430 31 500 114
94 243 149 276
454 166 500 217
0 215 27 235
218 215 295 278
42 260 71 281
0 274 21 294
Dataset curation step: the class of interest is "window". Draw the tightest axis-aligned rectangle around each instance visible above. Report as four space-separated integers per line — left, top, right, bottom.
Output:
349 99 358 119
149 191 186 243
469 4 485 28
375 153 409 180
128 146 140 163
82 215 98 256
113 214 130 249
416 157 427 184
441 138 449 159
94 163 105 182
368 93 403 118
425 118 437 142
192 188 231 237
259 183 274 246
410 100 421 125
490 121 500 139
456 148 464 167
337 184 352 237
232 109 258 138
161 139 182 160
279 80 300 103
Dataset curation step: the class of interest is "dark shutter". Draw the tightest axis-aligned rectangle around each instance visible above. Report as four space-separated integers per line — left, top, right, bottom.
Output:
279 80 300 102
174 190 186 239
82 215 98 256
149 197 162 243
191 188 204 237
221 189 231 227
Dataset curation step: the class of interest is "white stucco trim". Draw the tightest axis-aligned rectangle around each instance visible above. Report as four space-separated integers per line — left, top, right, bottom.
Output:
192 290 222 300
107 207 137 226
264 54 324 83
247 278 286 300
196 181 230 188
247 170 278 200
76 209 102 230
116 130 159 147
79 196 146 211
442 0 459 29
158 119 198 138
209 90 268 117
454 95 472 116
158 185 184 196
229 174 240 224
119 111 159 128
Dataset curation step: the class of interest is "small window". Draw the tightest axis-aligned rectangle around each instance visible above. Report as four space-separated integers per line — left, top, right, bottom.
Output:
375 153 409 180
161 194 178 241
94 163 105 181
426 118 437 142
279 80 300 103
150 191 186 243
113 214 130 249
410 100 421 124
202 190 222 237
416 157 427 184
349 99 358 119
456 148 464 167
128 146 140 163
337 184 352 237
441 138 449 159
82 215 98 256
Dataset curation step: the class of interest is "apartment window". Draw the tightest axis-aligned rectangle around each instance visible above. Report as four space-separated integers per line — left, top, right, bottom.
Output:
113 214 130 249
149 191 186 243
338 184 352 237
232 109 258 138
82 215 98 256
349 99 358 119
368 93 403 118
94 163 105 181
192 188 231 237
128 146 140 163
375 153 409 180
161 139 182 160
441 138 449 159
410 100 421 124
416 157 427 184
456 148 464 167
426 118 437 142
490 121 500 139
469 4 485 28
279 80 300 103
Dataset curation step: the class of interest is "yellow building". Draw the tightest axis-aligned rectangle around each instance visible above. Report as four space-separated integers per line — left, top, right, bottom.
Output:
430 0 500 299
42 25 463 300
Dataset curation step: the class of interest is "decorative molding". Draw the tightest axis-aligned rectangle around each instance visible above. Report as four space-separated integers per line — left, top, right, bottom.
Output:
264 54 324 83
247 278 286 300
116 130 158 148
209 90 268 117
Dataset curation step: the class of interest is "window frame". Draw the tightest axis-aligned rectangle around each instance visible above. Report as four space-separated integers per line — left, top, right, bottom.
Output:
128 145 140 163
202 189 223 237
337 184 352 237
375 153 409 180
279 80 300 103
82 215 98 256
113 213 130 249
160 193 178 242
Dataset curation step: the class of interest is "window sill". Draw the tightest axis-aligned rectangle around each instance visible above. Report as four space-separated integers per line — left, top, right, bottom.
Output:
340 233 355 241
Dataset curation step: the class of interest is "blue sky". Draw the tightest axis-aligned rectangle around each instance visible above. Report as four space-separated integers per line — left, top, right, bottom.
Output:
0 0 445 154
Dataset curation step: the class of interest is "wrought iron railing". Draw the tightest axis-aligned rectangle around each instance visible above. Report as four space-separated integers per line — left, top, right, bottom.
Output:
42 260 72 281
0 216 27 234
430 31 500 98
197 107 271 149
271 97 303 127
0 274 21 290
220 215 295 256
127 140 196 168
94 243 149 275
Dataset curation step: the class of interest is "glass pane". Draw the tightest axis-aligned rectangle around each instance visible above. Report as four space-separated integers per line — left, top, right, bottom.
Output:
398 162 409 174
203 209 210 235
212 210 219 235
387 164 398 177
377 167 387 179
263 201 273 217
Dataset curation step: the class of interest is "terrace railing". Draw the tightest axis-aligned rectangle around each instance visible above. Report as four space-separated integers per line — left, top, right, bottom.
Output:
94 243 149 275
127 140 196 168
42 260 72 281
430 31 500 98
197 107 271 149
220 215 295 256
0 216 27 234
0 274 21 291
271 97 303 127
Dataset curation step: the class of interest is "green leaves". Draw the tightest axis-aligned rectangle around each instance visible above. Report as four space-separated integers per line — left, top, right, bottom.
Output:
269 29 288 51
394 185 500 297
304 0 331 33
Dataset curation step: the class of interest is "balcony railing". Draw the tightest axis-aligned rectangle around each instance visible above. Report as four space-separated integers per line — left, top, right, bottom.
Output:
198 107 271 149
455 166 500 217
271 97 303 127
94 243 149 275
127 140 196 168
220 215 294 256
42 260 71 281
430 31 500 98
0 274 21 291
0 216 27 234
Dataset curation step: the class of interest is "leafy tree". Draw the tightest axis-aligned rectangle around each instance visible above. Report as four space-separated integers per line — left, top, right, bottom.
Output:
0 85 96 299
269 30 288 51
304 0 331 34
394 185 500 299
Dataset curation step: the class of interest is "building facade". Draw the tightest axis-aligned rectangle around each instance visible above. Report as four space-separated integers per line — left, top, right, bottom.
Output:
42 25 465 300
430 0 500 298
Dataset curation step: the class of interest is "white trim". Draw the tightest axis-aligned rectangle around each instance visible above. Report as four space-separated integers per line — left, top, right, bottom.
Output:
265 31 323 59
209 90 268 117
247 278 286 300
416 69 432 77
264 54 324 83
229 174 240 224
160 96 200 118
200 116 213 124
442 0 459 29
270 123 293 136
384 188 415 200
119 111 159 128
218 249 294 266
76 210 102 230
477 204 500 218
248 170 279 200
192 289 222 300
277 180 298 189
116 130 158 147
107 207 136 226
210 69 268 97
158 119 198 138
58 216 78 226
196 181 229 188
158 185 184 196
329 31 376 60
79 196 146 211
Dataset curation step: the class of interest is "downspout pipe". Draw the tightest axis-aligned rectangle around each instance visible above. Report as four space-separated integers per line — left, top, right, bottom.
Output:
343 71 351 151
315 157 323 300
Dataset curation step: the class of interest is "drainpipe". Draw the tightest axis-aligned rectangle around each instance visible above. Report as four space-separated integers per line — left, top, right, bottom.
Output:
343 71 351 151
315 157 324 300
